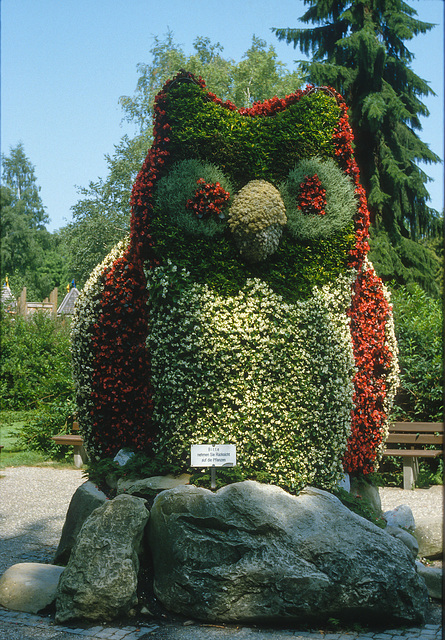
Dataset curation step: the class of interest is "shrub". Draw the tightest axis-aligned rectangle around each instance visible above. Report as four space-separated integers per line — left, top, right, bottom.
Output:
0 310 74 411
390 283 443 422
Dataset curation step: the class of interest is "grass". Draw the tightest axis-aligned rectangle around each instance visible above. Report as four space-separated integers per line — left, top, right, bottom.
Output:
0 410 81 470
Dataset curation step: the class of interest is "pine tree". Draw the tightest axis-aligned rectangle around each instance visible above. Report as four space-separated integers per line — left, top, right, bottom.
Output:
1 143 67 299
273 0 442 295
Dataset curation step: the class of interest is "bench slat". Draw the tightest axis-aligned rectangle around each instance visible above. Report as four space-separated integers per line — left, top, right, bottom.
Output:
383 449 443 458
52 435 84 446
386 434 443 445
389 422 444 433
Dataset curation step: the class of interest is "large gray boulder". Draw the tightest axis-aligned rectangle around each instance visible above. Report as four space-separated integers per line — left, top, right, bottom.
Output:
414 518 443 559
0 563 64 614
116 473 191 501
148 481 428 626
54 481 108 565
55 494 149 623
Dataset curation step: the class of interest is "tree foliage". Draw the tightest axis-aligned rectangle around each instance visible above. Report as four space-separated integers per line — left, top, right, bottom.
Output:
65 33 303 286
1 143 69 300
273 0 442 296
390 284 443 422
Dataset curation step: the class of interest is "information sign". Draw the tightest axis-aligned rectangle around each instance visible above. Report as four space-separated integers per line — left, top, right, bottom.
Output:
190 444 236 468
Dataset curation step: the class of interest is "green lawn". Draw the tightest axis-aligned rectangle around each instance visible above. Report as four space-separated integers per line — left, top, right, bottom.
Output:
0 410 79 469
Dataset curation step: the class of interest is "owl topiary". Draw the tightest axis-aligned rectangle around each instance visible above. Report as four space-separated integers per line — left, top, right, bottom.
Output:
72 71 399 492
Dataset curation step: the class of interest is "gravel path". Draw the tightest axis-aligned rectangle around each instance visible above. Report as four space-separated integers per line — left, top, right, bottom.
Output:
0 467 442 640
0 466 85 575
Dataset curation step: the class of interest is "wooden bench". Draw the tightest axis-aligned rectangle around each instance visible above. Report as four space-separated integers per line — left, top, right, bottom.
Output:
382 422 443 490
52 419 87 468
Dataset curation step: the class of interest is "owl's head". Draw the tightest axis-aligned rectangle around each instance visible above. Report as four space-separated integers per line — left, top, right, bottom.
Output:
131 70 370 301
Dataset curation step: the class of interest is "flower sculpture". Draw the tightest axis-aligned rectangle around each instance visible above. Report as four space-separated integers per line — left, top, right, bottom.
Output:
72 71 398 491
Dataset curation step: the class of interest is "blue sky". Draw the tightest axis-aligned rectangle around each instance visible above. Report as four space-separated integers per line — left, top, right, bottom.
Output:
2 0 443 232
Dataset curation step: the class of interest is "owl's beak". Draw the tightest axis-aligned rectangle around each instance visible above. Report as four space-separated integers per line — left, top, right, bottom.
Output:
227 180 287 263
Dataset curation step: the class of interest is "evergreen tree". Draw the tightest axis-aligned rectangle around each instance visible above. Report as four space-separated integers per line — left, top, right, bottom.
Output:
273 0 442 295
1 143 68 299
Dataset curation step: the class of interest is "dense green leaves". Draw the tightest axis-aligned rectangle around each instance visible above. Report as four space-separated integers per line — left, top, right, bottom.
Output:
0 311 75 410
1 144 69 300
64 33 304 287
390 284 443 422
273 0 442 295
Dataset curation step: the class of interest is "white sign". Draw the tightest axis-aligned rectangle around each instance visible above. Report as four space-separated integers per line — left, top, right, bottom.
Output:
191 444 236 468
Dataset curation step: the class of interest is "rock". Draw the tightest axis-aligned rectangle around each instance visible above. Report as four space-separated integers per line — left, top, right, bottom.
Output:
383 504 415 531
54 481 108 565
385 526 419 558
337 473 350 492
415 561 443 600
147 481 428 626
113 448 135 466
55 494 149 623
349 475 382 516
0 563 64 614
414 519 443 559
117 473 191 499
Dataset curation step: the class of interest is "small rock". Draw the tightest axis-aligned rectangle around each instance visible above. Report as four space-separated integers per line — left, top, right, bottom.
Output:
140 606 154 616
415 561 443 600
383 504 415 531
113 449 135 466
385 526 419 558
0 563 64 614
337 473 350 492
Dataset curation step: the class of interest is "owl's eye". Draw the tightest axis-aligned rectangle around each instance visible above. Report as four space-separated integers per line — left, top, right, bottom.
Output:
155 159 233 237
280 158 358 241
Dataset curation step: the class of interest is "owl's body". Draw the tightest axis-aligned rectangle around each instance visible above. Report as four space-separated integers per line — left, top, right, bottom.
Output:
72 71 398 490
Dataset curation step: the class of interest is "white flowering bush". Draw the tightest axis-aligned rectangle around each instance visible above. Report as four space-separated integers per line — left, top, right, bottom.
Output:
145 262 356 491
71 237 129 454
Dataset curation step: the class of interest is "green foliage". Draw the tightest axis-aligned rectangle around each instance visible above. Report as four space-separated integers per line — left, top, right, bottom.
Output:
369 226 441 298
166 82 340 185
155 159 233 237
273 0 442 294
64 133 149 286
281 157 358 240
390 283 442 421
0 311 75 410
151 209 355 303
332 487 387 529
66 33 303 287
120 32 303 131
151 83 354 302
15 398 76 461
1 144 70 300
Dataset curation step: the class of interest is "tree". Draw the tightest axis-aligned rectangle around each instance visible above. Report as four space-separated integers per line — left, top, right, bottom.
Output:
65 33 303 286
1 143 67 300
273 0 442 296
1 142 48 229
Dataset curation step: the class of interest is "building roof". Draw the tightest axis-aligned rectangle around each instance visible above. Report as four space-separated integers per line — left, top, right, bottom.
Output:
57 287 80 315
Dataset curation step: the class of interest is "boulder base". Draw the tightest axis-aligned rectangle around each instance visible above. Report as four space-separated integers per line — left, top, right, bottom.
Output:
148 481 428 625
56 494 149 623
54 480 107 564
0 563 64 614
